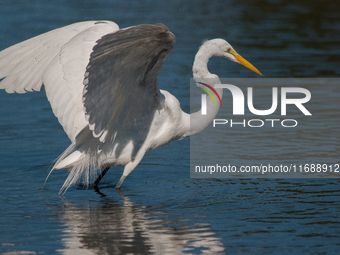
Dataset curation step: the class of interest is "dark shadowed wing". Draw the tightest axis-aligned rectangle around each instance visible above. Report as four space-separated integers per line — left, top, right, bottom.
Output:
83 24 175 143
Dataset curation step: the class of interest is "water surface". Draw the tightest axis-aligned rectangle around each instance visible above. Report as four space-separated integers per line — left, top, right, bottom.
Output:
0 0 339 254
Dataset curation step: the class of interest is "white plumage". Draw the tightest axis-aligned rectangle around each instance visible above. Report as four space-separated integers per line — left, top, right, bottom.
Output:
0 21 261 193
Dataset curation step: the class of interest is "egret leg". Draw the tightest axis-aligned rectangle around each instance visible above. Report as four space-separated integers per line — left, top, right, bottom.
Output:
115 155 143 189
115 175 127 189
91 167 110 189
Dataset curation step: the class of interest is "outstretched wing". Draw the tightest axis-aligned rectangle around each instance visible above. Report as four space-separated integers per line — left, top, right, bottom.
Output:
83 23 176 143
0 21 119 141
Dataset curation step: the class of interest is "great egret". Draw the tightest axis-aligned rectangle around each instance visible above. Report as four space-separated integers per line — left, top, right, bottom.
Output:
0 21 261 193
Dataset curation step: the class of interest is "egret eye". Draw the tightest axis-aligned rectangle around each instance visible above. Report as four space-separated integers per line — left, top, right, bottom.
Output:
226 48 233 54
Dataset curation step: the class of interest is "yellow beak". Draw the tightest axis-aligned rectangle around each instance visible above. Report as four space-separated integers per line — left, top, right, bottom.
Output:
228 49 262 76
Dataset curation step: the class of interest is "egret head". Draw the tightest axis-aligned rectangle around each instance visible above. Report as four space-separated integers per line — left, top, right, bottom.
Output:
202 38 262 75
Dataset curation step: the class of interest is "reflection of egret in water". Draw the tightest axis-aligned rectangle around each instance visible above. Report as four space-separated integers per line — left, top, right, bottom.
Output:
56 194 224 254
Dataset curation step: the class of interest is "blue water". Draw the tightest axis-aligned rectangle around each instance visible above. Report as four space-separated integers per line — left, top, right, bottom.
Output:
0 0 339 254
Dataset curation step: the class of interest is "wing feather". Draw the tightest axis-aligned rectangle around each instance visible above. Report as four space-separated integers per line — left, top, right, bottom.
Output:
0 21 98 93
83 23 175 143
0 20 119 141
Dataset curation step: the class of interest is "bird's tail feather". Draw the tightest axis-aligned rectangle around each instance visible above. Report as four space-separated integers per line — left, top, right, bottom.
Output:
58 159 101 195
42 141 103 194
42 142 77 192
